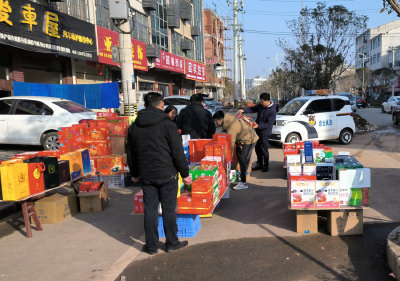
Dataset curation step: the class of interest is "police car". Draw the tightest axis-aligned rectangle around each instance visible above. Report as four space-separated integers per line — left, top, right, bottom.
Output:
270 95 355 145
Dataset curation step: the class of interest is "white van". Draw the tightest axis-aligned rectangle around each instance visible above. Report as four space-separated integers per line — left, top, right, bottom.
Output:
270 96 355 145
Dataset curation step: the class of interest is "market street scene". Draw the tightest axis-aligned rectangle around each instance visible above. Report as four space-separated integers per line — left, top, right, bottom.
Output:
1 0 400 281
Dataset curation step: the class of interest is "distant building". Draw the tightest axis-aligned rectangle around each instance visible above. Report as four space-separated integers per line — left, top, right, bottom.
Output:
245 77 268 91
355 19 400 71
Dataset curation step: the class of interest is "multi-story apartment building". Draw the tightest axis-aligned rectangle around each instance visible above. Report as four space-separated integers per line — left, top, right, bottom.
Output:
245 77 267 92
0 0 205 98
355 20 400 71
196 9 225 99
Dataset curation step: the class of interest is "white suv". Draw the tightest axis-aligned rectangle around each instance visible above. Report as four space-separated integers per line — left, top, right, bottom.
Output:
270 96 355 145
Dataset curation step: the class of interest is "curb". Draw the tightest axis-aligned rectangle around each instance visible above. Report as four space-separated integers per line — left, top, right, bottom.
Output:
387 226 400 280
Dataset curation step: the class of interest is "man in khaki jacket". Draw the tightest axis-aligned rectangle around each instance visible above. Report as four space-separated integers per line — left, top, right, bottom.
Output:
213 111 259 190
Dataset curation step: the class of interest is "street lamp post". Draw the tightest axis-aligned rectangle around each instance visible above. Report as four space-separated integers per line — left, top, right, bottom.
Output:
356 53 370 97
267 53 284 101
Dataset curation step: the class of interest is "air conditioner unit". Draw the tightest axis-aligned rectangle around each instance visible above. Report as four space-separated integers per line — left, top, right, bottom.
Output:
142 0 157 10
180 0 192 21
167 4 180 28
191 26 200 36
181 38 194 50
146 44 161 58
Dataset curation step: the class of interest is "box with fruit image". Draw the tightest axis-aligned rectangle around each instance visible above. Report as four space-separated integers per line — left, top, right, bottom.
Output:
58 127 86 144
290 180 316 209
84 127 111 141
92 155 124 176
315 181 340 209
85 141 112 157
106 117 129 136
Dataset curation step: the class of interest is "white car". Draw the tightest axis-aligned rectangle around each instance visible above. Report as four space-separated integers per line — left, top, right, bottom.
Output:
137 95 217 114
382 96 400 113
0 96 96 150
270 95 355 145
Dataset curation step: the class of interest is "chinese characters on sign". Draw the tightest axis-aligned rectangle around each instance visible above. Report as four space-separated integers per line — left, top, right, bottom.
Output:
154 50 185 74
319 119 333 127
185 58 206 82
96 26 148 71
0 0 98 61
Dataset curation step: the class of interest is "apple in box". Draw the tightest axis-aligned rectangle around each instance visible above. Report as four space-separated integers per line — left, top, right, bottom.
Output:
315 181 340 209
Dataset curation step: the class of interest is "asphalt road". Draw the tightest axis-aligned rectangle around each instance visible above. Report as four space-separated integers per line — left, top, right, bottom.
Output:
355 107 400 132
116 223 399 281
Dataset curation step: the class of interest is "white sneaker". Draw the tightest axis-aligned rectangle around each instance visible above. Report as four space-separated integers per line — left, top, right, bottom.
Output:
234 182 248 190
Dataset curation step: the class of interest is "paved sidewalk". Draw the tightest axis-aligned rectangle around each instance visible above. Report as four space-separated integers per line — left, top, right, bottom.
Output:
0 144 42 161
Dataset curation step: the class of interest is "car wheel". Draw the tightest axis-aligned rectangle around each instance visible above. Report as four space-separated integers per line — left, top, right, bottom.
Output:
393 115 399 125
339 129 353 145
382 106 386 113
285 133 301 144
43 132 60 150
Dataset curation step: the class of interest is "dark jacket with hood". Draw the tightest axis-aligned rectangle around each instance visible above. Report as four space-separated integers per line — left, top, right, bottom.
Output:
127 107 189 180
176 103 216 139
243 103 277 136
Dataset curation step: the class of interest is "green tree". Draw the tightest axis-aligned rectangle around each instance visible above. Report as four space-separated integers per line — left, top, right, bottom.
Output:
277 2 368 90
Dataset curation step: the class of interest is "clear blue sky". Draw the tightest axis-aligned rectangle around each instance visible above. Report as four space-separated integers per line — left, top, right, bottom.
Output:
203 0 399 79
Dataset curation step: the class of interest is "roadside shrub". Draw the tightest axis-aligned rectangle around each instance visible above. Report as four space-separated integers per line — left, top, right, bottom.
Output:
370 100 382 107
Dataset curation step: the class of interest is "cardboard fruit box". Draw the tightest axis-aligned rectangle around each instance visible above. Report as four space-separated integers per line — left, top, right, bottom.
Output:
76 179 109 212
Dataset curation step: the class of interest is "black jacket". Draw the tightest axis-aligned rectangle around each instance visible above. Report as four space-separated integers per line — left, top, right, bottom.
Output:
243 103 277 136
127 107 189 180
176 103 216 139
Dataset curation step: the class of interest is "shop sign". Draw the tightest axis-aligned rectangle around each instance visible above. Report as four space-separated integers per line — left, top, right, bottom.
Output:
96 26 148 71
206 59 216 65
0 0 98 61
155 50 185 74
185 59 206 82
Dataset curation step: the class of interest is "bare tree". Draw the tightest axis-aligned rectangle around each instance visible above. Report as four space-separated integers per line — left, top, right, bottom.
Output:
355 68 374 97
277 2 368 90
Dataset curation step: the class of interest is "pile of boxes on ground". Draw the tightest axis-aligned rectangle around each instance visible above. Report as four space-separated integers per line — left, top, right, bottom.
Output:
285 140 371 210
285 141 371 235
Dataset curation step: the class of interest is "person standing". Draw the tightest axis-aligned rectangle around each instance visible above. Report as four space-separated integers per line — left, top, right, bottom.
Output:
213 111 259 190
127 92 192 255
164 105 178 123
176 94 216 139
240 93 276 172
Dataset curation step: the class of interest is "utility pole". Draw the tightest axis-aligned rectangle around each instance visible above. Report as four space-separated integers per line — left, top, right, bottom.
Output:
233 0 239 109
239 34 246 100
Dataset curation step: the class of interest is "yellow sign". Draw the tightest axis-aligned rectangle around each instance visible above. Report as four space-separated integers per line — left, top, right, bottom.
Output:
138 45 143 60
104 36 112 52
45 11 60 38
63 30 93 45
22 4 37 31
0 0 12 26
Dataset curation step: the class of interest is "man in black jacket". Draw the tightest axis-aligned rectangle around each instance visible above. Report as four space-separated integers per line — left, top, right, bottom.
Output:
176 94 216 139
127 92 192 255
240 93 277 172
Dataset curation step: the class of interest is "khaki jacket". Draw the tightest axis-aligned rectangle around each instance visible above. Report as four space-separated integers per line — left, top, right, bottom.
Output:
222 113 259 156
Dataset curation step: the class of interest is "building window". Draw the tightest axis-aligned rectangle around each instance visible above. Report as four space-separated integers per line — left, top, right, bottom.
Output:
171 31 183 57
378 36 381 47
377 52 381 63
212 38 217 56
212 17 216 34
373 54 376 64
185 49 194 60
150 0 169 52
130 10 150 44
50 0 90 22
139 82 154 91
193 0 204 62
95 0 118 31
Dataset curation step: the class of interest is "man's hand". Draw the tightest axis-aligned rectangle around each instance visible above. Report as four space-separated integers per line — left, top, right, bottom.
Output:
253 123 259 129
238 109 244 114
132 177 140 183
183 176 192 185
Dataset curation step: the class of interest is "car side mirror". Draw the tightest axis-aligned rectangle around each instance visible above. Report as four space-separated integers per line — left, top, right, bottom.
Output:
303 109 314 115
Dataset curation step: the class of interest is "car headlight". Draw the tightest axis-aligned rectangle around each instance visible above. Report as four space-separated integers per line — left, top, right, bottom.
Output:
276 120 287 126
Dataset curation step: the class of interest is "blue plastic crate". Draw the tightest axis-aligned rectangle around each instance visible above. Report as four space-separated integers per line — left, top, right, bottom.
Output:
158 214 201 238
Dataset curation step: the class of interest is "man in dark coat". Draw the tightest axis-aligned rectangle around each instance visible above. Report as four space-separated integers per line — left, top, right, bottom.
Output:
127 92 192 255
176 94 216 139
240 93 277 172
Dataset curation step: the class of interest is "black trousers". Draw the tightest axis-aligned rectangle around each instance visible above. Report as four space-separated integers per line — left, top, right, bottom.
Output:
142 176 179 252
236 143 256 183
255 134 269 164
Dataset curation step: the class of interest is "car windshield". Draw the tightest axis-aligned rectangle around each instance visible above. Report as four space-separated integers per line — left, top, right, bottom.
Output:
53 101 92 113
340 94 355 101
278 99 307 116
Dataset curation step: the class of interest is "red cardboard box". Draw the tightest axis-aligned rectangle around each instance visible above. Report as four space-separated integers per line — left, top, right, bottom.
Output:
58 127 85 143
191 176 214 199
60 142 88 154
189 139 213 163
204 143 214 157
284 143 295 149
177 192 193 208
85 127 110 141
92 155 124 175
213 134 232 162
78 119 93 127
88 182 101 192
192 205 213 215
79 182 92 192
134 190 144 213
296 141 304 150
14 152 39 159
97 112 118 118
193 197 213 209
86 141 111 156
38 150 62 159
106 117 130 136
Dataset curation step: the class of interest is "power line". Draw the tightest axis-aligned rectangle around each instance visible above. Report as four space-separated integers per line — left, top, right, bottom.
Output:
260 0 356 2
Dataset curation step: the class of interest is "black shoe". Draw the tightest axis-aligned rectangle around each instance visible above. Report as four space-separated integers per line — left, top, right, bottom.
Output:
166 241 188 253
253 162 263 170
143 245 158 255
262 166 269 172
